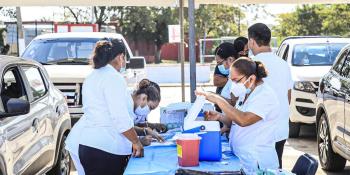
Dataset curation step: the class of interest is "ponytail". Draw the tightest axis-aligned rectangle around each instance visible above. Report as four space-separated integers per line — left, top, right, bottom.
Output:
135 79 161 102
232 57 268 81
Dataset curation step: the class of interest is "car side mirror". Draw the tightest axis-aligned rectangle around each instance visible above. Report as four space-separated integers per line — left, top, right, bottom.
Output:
5 98 30 117
127 57 145 69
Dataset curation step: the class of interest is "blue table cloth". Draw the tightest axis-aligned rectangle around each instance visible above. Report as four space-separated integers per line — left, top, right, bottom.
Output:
124 138 241 175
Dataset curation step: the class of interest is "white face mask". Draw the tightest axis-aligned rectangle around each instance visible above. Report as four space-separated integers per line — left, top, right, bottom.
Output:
230 76 252 99
135 105 151 116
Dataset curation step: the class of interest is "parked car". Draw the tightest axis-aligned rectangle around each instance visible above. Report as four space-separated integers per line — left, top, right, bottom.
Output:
316 44 350 171
21 32 146 124
276 36 350 138
0 55 71 175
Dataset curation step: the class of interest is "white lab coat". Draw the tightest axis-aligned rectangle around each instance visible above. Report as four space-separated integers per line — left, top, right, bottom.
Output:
65 64 134 175
229 83 280 170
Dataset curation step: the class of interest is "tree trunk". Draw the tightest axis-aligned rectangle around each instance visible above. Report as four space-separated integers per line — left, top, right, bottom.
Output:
155 45 162 64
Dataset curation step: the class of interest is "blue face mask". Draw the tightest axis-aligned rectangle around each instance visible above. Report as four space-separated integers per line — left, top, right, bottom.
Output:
218 64 229 75
119 66 126 73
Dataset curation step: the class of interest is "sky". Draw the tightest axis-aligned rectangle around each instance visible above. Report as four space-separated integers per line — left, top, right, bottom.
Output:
1 4 297 26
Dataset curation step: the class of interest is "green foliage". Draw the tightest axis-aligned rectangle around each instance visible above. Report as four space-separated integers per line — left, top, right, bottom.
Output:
273 4 350 38
194 5 244 38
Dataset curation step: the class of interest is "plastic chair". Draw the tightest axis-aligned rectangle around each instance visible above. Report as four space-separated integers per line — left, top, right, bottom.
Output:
292 154 318 175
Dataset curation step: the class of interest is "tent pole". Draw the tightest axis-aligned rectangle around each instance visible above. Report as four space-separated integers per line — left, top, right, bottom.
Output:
188 0 196 103
179 0 185 102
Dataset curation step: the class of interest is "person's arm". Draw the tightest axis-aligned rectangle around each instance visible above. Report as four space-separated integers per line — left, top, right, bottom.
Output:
122 128 144 157
213 74 228 87
198 91 262 127
205 110 232 126
288 89 291 104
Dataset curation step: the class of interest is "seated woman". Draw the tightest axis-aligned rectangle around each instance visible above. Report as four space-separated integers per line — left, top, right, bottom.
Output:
130 79 167 146
197 57 280 170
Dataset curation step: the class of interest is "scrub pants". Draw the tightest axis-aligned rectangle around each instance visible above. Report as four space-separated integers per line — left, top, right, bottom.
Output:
275 139 286 169
78 145 130 175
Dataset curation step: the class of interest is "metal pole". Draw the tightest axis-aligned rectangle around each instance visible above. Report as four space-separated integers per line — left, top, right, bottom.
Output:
179 0 185 102
16 7 25 56
188 0 196 103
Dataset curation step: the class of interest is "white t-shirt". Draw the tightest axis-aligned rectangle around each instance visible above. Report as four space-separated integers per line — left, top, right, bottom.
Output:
220 79 232 99
65 64 134 156
229 83 280 170
254 52 293 141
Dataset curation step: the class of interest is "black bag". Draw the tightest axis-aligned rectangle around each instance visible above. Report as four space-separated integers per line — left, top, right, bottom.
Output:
292 153 318 175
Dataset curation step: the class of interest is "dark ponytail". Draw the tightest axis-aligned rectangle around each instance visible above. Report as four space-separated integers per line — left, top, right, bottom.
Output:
232 57 268 81
91 38 126 69
135 79 161 102
255 61 268 80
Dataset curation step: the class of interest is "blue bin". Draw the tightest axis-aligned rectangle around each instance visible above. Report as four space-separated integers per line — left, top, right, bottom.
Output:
183 121 222 161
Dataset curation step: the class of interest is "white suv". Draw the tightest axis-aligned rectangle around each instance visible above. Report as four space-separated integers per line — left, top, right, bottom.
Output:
21 32 146 125
276 37 350 138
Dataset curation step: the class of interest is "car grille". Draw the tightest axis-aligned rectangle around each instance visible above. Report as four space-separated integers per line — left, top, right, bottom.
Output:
312 82 319 92
54 83 83 106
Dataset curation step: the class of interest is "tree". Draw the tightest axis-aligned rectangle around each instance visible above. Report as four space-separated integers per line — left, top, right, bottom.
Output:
194 5 244 39
63 7 90 23
93 6 111 31
0 7 16 20
150 7 177 63
122 7 153 56
273 4 350 39
320 4 350 36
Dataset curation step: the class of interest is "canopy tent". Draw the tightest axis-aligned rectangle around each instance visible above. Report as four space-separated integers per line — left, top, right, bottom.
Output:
2 0 349 102
0 0 349 6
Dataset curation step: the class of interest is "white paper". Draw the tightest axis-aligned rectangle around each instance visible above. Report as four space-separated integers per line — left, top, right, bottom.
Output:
184 95 206 123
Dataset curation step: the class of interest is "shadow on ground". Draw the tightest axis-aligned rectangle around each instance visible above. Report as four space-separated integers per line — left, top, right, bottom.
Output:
287 125 350 175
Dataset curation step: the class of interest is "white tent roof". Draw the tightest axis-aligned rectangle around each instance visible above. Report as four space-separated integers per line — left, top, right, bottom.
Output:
1 0 349 6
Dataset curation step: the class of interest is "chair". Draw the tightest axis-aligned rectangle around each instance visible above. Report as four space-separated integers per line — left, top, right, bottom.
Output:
292 154 318 175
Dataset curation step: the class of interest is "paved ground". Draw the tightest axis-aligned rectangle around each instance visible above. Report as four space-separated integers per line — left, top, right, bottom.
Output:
70 86 350 175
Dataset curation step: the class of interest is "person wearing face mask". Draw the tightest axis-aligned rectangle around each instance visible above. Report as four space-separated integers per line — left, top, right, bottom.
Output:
248 23 293 169
213 42 238 112
197 57 280 170
65 39 143 175
130 79 167 145
234 37 249 57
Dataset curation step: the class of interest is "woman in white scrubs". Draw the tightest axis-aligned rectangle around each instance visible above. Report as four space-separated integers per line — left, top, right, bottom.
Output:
130 79 167 144
197 57 280 170
65 39 143 175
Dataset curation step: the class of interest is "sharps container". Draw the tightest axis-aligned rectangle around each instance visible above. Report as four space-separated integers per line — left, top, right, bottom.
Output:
176 133 201 167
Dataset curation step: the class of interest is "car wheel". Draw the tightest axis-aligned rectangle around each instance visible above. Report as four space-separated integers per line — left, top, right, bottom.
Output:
47 135 71 175
289 120 300 138
317 113 346 171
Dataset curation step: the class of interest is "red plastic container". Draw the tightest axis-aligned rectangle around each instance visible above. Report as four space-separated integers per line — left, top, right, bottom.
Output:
176 134 201 167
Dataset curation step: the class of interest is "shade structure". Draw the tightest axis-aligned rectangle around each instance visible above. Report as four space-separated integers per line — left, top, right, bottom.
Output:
0 0 349 6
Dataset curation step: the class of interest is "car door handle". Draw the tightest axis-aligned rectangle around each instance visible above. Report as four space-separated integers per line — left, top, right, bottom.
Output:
32 118 39 132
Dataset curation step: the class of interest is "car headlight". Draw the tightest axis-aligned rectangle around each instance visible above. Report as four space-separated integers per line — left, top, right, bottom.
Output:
294 81 315 93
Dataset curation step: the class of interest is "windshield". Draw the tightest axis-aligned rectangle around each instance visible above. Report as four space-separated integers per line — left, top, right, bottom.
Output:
292 43 347 66
22 38 100 64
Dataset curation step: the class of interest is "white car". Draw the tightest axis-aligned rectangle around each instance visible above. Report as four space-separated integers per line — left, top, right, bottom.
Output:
276 36 350 138
21 32 146 125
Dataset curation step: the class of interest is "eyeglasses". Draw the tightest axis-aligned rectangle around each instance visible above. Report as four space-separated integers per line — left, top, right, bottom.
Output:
232 75 246 83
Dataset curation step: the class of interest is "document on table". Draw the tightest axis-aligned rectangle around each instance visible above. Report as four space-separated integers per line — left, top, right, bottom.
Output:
184 95 206 128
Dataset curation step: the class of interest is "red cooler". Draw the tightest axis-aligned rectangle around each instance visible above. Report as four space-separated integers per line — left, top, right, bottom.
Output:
176 134 201 167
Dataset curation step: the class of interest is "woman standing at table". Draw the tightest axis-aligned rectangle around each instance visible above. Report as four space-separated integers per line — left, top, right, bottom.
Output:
65 39 143 175
197 57 280 170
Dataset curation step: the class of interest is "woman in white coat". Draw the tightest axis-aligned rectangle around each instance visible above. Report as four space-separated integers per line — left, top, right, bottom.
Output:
197 57 280 171
65 39 143 175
